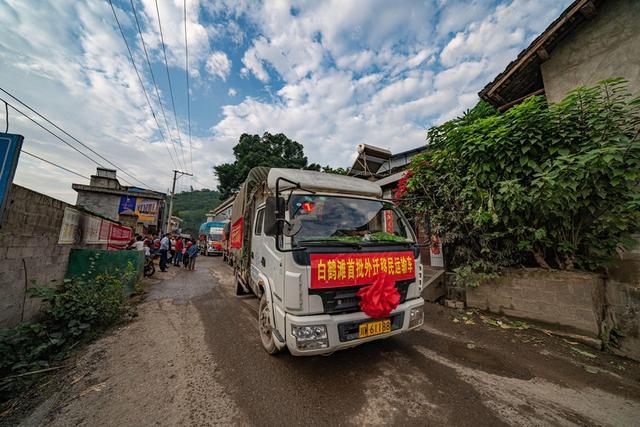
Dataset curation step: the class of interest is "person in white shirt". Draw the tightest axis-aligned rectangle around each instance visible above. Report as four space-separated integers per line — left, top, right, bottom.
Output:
159 233 171 272
132 235 145 251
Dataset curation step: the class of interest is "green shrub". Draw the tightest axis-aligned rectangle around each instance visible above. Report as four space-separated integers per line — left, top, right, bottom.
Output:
403 78 640 282
0 262 135 399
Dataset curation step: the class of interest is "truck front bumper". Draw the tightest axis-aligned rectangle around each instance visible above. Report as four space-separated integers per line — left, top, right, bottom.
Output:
285 297 424 356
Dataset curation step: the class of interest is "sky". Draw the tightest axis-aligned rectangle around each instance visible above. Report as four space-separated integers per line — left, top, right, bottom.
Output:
0 0 572 203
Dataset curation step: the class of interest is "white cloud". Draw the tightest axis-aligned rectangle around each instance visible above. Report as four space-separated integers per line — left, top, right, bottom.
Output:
205 51 231 80
0 0 575 204
241 47 269 82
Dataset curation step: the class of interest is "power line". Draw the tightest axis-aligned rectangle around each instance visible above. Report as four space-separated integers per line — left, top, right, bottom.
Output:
183 0 193 177
22 149 90 180
128 0 182 171
1 97 104 168
108 0 181 175
154 0 187 172
0 87 156 190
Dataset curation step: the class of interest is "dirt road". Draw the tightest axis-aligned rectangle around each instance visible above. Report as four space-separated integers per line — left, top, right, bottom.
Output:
14 256 640 426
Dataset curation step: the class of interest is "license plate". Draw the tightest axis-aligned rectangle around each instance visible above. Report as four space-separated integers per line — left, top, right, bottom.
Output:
358 319 391 338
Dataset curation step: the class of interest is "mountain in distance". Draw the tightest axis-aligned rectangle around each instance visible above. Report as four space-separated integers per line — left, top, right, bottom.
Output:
172 189 221 236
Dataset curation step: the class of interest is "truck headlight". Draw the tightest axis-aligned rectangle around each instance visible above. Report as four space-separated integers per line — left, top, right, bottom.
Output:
291 325 328 350
409 306 424 328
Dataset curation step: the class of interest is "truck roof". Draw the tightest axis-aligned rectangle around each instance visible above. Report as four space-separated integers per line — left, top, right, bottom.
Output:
267 168 382 198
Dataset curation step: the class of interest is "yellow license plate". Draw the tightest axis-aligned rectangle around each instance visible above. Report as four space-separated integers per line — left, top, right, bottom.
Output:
358 319 391 338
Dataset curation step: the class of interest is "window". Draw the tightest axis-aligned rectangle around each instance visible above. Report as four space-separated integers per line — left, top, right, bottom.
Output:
254 209 264 235
289 195 414 246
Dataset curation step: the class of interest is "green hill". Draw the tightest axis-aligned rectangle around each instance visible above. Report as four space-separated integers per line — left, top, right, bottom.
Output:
172 189 221 236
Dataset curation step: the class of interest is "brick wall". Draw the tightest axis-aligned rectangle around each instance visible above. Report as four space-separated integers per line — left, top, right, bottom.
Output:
466 269 605 338
0 185 73 327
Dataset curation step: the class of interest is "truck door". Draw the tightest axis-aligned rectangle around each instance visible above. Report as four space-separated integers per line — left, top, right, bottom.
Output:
252 207 286 339
250 208 265 291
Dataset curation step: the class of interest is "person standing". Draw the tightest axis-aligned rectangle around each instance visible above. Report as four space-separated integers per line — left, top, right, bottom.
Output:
159 233 170 272
187 239 199 271
183 241 192 269
168 235 176 264
173 237 183 266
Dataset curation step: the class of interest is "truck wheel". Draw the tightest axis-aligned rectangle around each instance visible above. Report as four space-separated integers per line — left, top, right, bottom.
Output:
259 293 282 355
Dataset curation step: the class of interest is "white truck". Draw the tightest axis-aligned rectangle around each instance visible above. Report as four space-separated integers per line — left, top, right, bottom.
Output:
229 167 425 355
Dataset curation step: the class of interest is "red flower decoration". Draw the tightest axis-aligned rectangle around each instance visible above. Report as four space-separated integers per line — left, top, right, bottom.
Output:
356 273 401 318
394 170 414 199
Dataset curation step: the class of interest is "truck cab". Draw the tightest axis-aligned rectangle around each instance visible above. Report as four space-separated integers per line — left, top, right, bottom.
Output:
231 168 424 356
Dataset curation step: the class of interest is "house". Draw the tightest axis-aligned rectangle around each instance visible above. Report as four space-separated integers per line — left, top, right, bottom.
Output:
169 216 182 234
479 0 639 109
347 144 425 199
72 167 166 235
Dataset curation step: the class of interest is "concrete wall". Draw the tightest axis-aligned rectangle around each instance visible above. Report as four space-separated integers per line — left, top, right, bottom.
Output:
605 235 640 360
75 191 120 221
0 185 73 328
466 269 605 338
541 0 640 103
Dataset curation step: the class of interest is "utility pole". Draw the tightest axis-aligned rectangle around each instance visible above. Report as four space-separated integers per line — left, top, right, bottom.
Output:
166 169 192 234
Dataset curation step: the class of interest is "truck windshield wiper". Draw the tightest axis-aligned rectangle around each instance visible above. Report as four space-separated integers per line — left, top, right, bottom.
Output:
360 240 413 246
297 239 362 249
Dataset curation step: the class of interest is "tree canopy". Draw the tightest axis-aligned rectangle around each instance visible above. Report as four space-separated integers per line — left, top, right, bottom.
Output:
213 132 346 198
400 78 640 283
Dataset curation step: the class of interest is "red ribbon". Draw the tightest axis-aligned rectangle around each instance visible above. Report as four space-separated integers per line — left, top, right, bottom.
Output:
356 273 401 318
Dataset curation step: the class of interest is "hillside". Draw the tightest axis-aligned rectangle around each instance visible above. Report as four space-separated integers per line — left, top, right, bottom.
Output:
172 189 221 236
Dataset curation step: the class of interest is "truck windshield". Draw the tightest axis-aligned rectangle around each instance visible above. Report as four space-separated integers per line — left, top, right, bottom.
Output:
290 195 414 246
209 234 222 241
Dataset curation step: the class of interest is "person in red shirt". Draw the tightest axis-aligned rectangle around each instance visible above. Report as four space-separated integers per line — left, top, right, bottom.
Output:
173 237 183 266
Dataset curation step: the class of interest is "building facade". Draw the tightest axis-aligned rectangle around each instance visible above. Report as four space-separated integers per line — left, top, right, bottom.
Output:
479 0 639 108
73 168 166 235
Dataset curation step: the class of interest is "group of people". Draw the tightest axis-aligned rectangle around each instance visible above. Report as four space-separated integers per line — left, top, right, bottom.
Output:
127 233 199 273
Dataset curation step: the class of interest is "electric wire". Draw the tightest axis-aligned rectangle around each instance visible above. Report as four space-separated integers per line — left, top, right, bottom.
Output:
22 149 90 180
154 0 187 171
0 87 156 190
183 0 194 177
1 97 104 168
129 0 182 171
108 0 181 174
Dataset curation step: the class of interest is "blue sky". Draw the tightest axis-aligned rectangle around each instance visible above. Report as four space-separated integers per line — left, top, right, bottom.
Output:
0 0 571 203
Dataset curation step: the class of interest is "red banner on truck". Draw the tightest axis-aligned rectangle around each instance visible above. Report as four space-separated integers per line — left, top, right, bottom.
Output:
230 218 244 249
310 251 415 289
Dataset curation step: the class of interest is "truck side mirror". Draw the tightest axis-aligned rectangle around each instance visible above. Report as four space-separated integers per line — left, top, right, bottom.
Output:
264 196 285 236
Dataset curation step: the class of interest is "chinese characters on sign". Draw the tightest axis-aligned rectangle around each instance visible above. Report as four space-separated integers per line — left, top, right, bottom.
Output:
310 251 416 289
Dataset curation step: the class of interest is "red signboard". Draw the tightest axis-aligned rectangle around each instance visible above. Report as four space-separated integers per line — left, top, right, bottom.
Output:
107 224 133 250
230 218 243 249
384 210 394 234
310 251 415 289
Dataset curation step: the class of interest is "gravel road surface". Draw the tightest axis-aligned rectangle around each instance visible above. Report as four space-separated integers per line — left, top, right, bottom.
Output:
13 256 640 426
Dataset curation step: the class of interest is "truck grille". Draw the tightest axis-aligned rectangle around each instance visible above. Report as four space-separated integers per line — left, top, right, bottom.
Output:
309 279 413 315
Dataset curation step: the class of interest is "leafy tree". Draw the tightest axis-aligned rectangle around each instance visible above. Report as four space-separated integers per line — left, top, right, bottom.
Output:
214 133 310 198
402 78 640 281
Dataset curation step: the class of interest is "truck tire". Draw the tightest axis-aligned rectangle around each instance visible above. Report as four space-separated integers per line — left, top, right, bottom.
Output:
259 293 282 355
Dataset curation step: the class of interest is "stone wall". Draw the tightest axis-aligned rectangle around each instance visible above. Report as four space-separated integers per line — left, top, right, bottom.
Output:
541 0 640 103
605 235 640 360
466 269 605 338
0 185 73 327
